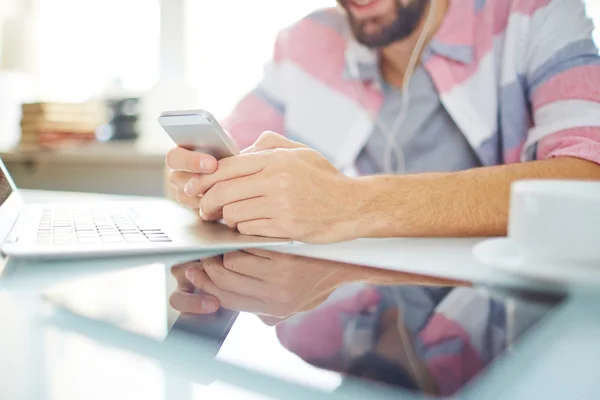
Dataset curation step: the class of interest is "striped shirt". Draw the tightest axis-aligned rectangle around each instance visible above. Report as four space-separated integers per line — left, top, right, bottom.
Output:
223 0 600 172
355 65 482 174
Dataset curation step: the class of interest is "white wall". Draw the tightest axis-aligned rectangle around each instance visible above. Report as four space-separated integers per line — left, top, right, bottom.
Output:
586 0 600 45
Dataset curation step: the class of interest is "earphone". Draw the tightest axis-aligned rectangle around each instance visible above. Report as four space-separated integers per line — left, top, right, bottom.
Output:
348 0 439 174
348 0 440 390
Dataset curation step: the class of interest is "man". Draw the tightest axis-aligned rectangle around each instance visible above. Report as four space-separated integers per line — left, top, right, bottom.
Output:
166 0 600 244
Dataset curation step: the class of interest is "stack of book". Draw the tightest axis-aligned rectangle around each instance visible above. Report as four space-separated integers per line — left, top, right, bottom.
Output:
19 102 107 149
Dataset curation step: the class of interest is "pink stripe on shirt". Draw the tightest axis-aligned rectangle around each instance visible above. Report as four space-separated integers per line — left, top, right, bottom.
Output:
538 127 600 163
512 0 552 15
532 66 600 110
430 0 551 94
419 313 484 396
222 93 285 149
284 17 383 111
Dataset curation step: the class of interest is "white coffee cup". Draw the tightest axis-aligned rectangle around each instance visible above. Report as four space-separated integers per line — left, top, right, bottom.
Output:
509 180 600 267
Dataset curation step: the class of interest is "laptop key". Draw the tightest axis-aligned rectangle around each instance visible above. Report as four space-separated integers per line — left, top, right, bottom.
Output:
101 236 125 243
99 231 120 236
76 233 95 239
54 239 75 245
78 237 101 244
123 235 148 243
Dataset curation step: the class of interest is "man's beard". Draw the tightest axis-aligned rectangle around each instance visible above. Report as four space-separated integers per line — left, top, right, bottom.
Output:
339 0 429 48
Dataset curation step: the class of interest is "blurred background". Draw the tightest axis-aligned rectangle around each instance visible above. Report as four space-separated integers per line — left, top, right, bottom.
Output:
0 0 332 196
0 0 599 196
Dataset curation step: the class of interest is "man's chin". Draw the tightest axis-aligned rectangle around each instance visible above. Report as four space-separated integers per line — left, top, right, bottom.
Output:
354 27 393 48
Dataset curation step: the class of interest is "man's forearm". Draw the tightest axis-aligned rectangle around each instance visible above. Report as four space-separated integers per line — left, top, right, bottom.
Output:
352 157 600 238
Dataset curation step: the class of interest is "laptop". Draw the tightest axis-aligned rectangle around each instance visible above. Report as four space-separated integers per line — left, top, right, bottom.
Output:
0 158 292 260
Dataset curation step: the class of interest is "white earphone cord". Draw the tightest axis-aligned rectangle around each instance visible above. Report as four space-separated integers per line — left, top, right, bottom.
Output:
389 1 441 390
383 0 438 174
348 0 438 174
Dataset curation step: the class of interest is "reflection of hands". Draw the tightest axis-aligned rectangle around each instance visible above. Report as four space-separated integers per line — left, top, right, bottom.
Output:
183 132 363 243
169 250 356 322
170 260 220 314
169 248 468 321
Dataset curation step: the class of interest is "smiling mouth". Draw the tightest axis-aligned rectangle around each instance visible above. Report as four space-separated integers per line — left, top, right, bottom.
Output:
348 0 383 10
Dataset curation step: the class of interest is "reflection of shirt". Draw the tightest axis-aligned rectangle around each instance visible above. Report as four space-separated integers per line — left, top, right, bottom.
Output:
276 286 548 396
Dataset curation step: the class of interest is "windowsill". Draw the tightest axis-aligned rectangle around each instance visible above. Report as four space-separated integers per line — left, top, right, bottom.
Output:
0 139 169 166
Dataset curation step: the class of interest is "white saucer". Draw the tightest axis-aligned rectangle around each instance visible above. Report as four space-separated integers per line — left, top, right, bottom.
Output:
473 238 600 286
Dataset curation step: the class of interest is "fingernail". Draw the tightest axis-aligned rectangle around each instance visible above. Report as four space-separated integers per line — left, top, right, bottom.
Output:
202 299 218 312
200 158 216 172
185 268 195 282
184 180 194 196
199 205 206 220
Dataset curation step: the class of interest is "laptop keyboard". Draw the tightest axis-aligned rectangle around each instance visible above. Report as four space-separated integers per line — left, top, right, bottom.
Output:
36 206 172 246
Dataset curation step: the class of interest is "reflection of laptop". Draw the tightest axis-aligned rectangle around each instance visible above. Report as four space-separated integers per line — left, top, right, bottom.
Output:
0 158 291 260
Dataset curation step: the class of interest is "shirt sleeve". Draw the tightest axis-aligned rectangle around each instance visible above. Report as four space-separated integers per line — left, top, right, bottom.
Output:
524 0 600 164
220 31 288 150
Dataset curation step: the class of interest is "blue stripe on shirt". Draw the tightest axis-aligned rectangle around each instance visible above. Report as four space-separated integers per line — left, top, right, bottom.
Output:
529 39 600 93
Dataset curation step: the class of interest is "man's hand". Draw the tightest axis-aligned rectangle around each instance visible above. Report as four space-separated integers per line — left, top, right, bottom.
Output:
165 148 219 212
169 250 356 322
184 132 363 243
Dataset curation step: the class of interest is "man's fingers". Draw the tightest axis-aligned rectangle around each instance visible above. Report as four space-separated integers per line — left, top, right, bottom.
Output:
168 170 195 191
166 147 218 173
240 248 276 260
186 266 266 313
205 196 270 227
201 256 270 298
169 291 220 314
221 251 274 280
222 197 271 227
200 176 267 221
258 315 289 326
171 262 202 295
237 219 287 239
174 190 201 210
184 153 267 196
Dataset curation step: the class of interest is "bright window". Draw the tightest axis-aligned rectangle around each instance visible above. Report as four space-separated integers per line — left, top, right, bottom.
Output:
186 0 334 119
587 0 600 45
32 0 600 114
36 0 160 102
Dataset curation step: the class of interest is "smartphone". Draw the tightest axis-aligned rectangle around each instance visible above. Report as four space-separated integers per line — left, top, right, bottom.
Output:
158 109 238 160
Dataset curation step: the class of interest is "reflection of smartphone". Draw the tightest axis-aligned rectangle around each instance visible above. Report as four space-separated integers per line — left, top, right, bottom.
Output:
168 308 238 348
41 264 237 359
158 109 238 160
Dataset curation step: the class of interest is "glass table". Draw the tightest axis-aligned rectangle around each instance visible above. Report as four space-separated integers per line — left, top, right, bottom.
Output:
1 247 598 400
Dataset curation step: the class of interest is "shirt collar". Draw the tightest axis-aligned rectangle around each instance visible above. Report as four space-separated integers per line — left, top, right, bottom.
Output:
343 0 475 82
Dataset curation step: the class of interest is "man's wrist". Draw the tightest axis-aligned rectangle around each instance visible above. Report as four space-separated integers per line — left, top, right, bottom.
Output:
343 176 410 239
